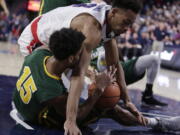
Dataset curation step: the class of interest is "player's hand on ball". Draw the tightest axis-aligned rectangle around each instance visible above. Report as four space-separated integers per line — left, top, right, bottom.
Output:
95 66 117 92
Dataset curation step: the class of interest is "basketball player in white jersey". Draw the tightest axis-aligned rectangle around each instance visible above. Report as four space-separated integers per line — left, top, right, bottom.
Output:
17 0 151 134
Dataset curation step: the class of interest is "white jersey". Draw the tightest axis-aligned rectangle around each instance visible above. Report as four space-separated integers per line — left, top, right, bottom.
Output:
18 3 111 56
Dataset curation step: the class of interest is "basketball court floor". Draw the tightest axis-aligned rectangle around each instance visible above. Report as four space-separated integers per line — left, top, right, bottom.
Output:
0 42 180 135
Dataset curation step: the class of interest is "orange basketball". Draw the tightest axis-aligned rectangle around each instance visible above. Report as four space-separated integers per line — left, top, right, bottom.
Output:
88 82 121 109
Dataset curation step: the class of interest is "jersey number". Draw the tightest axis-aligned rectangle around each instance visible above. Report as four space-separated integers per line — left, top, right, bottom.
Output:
16 66 37 104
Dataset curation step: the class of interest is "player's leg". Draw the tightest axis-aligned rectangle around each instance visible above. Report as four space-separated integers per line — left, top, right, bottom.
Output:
121 58 145 85
134 55 167 106
38 94 101 129
38 94 68 129
103 104 180 132
153 116 180 132
103 105 144 126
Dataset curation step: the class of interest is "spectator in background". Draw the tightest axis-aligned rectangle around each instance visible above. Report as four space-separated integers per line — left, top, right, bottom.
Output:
152 22 167 53
150 22 167 69
128 32 142 59
139 32 153 54
0 11 8 41
175 39 180 46
117 34 127 60
122 30 132 60
0 10 29 54
164 35 173 46
8 13 29 53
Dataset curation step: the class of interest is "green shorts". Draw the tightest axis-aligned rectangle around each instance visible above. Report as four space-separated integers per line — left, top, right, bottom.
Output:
121 58 145 85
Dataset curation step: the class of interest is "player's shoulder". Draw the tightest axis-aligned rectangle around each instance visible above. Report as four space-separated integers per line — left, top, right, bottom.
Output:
71 13 101 31
81 13 100 25
34 48 51 55
25 48 52 61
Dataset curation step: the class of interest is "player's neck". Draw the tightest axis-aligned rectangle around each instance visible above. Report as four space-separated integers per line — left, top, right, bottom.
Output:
106 11 111 34
46 56 67 77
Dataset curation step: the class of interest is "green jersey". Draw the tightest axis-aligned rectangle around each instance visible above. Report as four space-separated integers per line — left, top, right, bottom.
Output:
39 0 90 14
13 49 67 123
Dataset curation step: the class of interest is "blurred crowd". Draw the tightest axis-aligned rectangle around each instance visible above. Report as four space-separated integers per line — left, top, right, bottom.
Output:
118 1 180 59
0 11 29 44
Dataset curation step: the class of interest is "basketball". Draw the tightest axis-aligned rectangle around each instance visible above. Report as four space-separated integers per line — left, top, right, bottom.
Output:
88 82 121 109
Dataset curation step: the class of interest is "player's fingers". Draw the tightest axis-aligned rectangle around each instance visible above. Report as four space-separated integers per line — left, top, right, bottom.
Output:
111 78 116 83
137 114 146 126
140 116 145 125
142 116 147 126
139 116 146 126
94 69 99 76
131 108 139 116
109 66 112 71
104 69 108 74
108 66 112 75
130 110 140 120
110 66 114 75
64 129 69 135
112 65 116 70
105 69 111 79
137 115 142 124
111 72 117 81
79 130 82 135
111 68 117 78
93 68 98 74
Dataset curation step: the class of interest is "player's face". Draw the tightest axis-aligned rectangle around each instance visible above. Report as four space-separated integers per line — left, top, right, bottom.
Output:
108 8 137 35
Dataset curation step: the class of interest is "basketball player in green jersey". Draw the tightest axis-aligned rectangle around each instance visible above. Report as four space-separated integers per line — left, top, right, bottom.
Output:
13 28 180 135
13 28 116 128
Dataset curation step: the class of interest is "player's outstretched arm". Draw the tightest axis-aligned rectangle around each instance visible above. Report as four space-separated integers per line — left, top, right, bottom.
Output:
104 38 145 125
64 14 102 135
104 38 129 102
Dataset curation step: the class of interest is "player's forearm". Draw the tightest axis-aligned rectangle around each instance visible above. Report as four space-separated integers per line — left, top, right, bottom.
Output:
0 0 9 13
77 89 102 122
116 62 130 103
66 76 84 122
104 39 130 103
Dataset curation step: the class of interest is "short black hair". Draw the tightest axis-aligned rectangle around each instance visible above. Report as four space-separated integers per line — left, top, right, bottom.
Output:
112 0 143 13
49 28 85 61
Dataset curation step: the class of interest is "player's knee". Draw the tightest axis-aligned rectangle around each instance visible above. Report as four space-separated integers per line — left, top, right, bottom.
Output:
150 55 159 66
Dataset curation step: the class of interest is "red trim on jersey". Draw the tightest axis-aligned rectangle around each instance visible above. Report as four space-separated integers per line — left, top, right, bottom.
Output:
26 16 43 54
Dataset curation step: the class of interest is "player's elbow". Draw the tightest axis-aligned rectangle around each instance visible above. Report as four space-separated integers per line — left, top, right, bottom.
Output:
18 37 30 56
